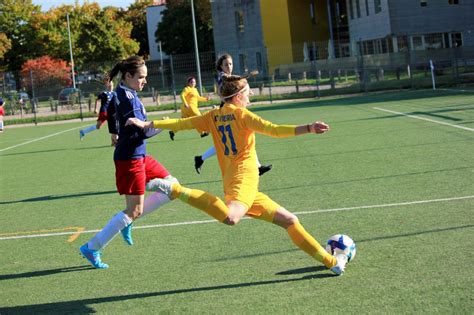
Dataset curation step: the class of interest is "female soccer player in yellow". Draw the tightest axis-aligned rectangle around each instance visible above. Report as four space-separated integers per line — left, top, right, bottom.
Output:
169 76 210 140
126 75 349 275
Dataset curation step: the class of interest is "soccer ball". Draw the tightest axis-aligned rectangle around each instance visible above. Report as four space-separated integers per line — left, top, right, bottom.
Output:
326 234 356 262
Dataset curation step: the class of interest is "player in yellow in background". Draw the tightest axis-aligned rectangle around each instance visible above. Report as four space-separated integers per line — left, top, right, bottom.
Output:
169 76 211 140
126 75 350 275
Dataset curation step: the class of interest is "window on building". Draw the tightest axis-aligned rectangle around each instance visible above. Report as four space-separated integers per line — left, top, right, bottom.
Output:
374 0 381 13
443 33 451 48
365 0 370 15
448 0 459 4
235 10 244 33
412 36 424 50
356 0 361 18
256 52 262 71
420 0 427 7
397 36 409 52
239 54 247 72
310 1 316 24
349 0 354 19
425 33 443 49
452 32 463 47
363 41 375 55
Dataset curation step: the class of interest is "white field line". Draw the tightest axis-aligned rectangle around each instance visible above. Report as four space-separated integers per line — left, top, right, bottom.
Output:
0 126 82 153
373 107 474 132
1 195 473 241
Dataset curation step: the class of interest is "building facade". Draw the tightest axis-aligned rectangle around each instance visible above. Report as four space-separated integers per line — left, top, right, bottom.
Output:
146 1 168 61
210 0 343 75
347 0 474 55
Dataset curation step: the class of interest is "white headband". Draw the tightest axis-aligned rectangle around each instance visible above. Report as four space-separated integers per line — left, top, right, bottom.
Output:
223 86 248 100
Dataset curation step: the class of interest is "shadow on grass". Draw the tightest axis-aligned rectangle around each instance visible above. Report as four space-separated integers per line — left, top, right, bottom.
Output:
0 265 94 281
0 190 117 205
0 177 221 205
212 224 473 262
1 224 472 313
264 166 473 193
0 145 111 157
0 274 328 314
276 266 327 275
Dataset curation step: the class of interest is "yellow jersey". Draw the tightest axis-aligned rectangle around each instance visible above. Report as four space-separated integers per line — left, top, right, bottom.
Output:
180 86 207 118
153 103 296 179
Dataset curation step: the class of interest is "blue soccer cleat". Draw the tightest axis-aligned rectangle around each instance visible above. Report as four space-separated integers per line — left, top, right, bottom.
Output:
79 130 85 141
80 243 109 269
121 222 134 246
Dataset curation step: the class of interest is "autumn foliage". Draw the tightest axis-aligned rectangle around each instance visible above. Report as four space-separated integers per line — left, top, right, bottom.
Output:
21 56 72 88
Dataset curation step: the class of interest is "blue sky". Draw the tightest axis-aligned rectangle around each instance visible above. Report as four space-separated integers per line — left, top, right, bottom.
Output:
34 0 136 11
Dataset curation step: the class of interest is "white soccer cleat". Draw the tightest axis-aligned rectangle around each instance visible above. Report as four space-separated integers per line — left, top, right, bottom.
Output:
330 253 348 276
146 175 178 197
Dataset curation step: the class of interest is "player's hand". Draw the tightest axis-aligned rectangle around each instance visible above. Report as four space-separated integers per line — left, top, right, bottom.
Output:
126 117 147 129
111 134 118 147
206 95 211 101
184 103 190 108
249 70 259 77
93 110 98 114
310 121 330 134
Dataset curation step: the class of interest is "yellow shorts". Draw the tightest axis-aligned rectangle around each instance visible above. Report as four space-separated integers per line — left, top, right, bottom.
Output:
223 167 280 223
181 105 201 118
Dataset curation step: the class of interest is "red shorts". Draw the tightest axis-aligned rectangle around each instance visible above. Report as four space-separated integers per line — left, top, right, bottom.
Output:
97 112 108 123
114 155 170 195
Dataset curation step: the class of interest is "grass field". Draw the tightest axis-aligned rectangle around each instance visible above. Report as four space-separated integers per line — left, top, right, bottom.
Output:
0 89 473 314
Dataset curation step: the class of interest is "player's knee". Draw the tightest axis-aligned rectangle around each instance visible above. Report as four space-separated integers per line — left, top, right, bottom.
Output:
278 212 299 229
287 213 299 225
223 216 240 226
129 210 142 220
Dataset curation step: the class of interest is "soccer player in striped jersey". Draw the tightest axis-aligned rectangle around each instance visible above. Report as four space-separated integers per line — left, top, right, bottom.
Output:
79 81 115 142
80 56 178 269
193 54 272 176
126 75 349 275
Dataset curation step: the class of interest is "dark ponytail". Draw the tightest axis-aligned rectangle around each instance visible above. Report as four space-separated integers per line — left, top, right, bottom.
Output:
106 55 145 84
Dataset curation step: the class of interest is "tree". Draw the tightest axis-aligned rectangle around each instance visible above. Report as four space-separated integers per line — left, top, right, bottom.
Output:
2 2 140 71
122 0 155 58
0 0 41 71
20 56 72 91
155 0 214 55
74 6 139 71
0 33 12 62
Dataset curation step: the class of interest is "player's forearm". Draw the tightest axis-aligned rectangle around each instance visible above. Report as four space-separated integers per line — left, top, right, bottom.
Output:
152 118 195 131
261 124 296 138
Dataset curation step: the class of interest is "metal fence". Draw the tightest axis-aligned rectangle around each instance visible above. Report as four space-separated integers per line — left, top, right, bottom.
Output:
2 43 474 120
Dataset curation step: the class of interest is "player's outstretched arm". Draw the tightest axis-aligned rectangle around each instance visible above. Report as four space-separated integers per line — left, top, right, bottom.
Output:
126 117 152 129
295 121 330 136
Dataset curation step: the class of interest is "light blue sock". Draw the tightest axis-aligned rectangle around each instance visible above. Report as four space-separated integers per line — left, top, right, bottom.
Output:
80 125 97 136
202 146 216 161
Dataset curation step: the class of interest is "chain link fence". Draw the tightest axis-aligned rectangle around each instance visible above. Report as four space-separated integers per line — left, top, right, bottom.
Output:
2 42 473 122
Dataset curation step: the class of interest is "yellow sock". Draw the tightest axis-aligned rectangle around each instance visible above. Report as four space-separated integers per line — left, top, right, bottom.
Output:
287 222 336 268
171 184 229 222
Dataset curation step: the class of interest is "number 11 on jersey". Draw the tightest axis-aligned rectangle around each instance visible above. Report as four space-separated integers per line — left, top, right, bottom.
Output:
218 125 237 155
